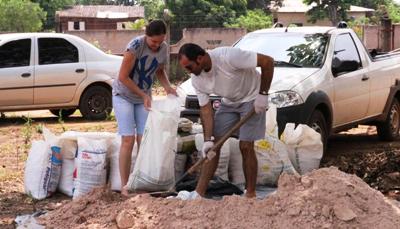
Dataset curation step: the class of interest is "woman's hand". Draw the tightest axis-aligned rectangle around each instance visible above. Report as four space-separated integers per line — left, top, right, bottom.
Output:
165 86 178 96
142 94 152 111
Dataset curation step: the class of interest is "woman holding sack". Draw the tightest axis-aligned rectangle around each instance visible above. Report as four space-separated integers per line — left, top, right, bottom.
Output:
112 19 177 196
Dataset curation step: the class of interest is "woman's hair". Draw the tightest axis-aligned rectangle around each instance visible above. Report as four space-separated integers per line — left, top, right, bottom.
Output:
178 43 206 61
145 20 166 36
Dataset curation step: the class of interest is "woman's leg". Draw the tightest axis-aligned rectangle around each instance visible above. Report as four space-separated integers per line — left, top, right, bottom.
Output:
113 95 136 196
134 103 149 153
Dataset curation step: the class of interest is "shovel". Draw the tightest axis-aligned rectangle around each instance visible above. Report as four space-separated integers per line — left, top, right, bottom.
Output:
149 108 256 198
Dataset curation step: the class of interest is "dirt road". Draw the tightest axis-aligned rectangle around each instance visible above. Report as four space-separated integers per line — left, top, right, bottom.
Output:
0 112 399 228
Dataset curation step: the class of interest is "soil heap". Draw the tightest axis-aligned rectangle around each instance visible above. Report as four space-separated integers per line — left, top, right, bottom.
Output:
39 167 400 229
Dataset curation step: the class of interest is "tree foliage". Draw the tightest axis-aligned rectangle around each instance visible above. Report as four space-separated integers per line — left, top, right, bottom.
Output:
166 0 247 42
137 0 165 20
304 0 353 26
32 0 75 30
0 0 46 32
226 9 273 32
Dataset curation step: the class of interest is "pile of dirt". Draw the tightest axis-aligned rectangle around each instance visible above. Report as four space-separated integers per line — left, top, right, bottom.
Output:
323 148 400 200
38 167 400 229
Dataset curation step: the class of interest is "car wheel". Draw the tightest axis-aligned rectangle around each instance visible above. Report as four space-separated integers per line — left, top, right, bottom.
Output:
308 110 328 153
49 109 76 118
79 85 112 120
377 98 400 141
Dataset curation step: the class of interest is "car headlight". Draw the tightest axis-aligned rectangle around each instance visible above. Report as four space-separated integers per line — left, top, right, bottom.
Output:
269 91 304 108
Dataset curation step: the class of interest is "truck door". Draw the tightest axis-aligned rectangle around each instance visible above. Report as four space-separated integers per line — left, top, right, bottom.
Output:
34 37 86 105
332 33 370 126
0 38 34 106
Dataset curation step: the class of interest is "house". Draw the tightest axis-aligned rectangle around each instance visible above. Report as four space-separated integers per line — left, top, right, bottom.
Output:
55 5 144 32
273 0 374 26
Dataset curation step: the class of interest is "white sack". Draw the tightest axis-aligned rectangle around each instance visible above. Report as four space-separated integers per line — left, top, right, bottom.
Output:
109 135 138 191
60 139 77 159
228 138 245 185
24 127 62 200
127 94 184 191
281 123 323 175
73 137 108 199
256 106 297 185
195 134 232 181
58 158 74 196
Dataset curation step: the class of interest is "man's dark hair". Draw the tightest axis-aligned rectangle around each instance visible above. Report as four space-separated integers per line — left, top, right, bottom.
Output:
178 43 206 61
145 20 166 36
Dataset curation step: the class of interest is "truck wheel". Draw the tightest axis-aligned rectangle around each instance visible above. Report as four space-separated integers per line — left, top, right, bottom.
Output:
377 99 400 141
308 110 328 153
49 109 76 118
79 85 112 120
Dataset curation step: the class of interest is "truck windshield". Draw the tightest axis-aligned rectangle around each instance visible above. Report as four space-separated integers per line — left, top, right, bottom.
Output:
235 33 329 68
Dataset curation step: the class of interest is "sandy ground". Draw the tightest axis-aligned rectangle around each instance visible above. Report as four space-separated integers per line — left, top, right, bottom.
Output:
1 109 400 228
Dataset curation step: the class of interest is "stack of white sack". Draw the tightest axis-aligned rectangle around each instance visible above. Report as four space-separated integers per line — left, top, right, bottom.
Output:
24 128 136 199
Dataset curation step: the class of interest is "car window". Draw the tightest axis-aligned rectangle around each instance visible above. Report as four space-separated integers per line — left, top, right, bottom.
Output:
234 33 329 68
332 33 362 71
0 39 31 68
38 38 79 65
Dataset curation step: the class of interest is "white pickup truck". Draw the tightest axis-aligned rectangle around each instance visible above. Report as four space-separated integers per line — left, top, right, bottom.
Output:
0 33 122 119
180 25 400 150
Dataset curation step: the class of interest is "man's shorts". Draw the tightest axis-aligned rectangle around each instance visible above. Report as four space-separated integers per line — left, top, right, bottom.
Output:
214 100 266 141
113 95 148 136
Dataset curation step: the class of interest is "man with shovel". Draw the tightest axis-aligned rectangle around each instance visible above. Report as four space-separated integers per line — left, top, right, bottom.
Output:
178 43 274 198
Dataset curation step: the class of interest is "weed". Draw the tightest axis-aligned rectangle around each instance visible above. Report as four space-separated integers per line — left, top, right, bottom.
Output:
58 111 67 132
36 124 43 134
22 116 33 146
106 110 116 121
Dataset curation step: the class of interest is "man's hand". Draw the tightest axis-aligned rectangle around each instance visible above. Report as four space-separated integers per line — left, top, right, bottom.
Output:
254 94 269 114
201 140 214 158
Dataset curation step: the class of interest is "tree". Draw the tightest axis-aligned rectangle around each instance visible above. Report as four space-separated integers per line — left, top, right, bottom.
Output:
75 0 110 4
304 0 353 26
0 0 46 32
247 0 283 11
32 0 75 30
137 0 165 20
226 9 273 32
166 0 247 42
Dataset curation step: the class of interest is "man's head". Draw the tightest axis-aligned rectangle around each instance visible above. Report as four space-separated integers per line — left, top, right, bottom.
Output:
145 20 166 52
178 43 207 76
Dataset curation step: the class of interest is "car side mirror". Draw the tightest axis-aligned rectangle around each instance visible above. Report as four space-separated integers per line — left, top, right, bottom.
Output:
332 57 360 76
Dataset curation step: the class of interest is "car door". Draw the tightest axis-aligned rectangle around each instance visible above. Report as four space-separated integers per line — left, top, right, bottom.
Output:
332 33 370 126
34 37 86 105
0 38 34 106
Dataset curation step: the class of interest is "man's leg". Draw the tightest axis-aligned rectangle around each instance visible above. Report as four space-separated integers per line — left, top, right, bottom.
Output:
239 140 257 198
195 144 222 196
120 135 135 196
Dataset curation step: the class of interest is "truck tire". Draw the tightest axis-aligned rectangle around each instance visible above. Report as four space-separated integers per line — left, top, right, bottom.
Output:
377 99 400 141
49 109 76 118
79 85 112 120
308 110 328 153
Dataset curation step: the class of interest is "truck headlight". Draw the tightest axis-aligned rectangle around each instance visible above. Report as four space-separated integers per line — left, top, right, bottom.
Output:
269 91 304 108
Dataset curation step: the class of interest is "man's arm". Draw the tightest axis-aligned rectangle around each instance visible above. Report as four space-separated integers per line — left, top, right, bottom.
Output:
200 102 214 141
257 53 274 95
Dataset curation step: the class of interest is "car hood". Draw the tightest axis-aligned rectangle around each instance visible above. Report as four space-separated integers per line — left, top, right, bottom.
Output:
179 67 319 96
